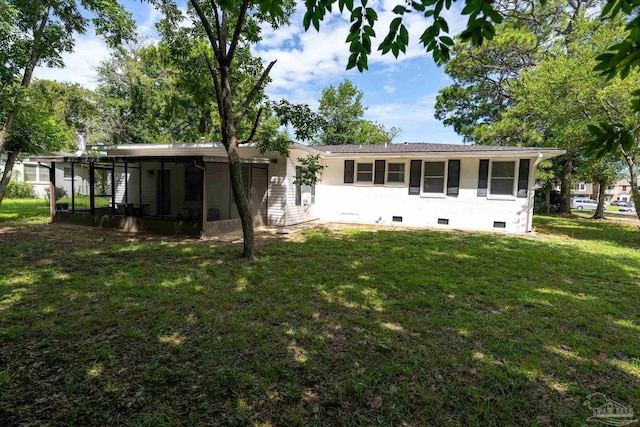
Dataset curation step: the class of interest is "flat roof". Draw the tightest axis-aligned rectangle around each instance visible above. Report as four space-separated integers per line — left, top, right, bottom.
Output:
28 142 565 161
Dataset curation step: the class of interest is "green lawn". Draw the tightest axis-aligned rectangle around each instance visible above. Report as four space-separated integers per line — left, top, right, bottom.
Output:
0 203 639 426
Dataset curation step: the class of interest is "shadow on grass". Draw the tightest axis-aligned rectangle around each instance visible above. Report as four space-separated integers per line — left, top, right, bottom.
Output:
534 214 640 250
0 222 639 425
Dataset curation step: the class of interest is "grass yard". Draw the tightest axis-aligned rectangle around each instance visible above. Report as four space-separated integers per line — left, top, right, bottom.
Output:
0 204 639 426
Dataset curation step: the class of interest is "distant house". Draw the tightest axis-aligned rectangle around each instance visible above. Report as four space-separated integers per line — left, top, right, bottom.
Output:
570 179 639 204
1 154 90 199
30 142 564 236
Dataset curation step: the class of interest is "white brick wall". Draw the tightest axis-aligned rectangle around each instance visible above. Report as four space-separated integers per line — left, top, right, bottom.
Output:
314 156 537 233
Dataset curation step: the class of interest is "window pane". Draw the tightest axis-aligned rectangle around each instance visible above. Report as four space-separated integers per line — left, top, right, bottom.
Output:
24 165 37 181
387 163 405 182
492 161 515 178
64 166 72 179
424 177 444 193
491 178 514 195
356 163 373 182
424 161 445 177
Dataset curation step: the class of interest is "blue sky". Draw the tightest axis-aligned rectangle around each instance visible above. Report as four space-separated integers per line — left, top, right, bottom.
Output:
34 1 464 144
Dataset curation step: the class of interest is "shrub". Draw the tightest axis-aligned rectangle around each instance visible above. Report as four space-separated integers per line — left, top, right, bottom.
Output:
6 181 34 199
44 187 68 201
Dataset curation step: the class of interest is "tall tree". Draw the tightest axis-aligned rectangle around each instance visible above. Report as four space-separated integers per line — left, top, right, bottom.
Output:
315 79 400 145
151 0 322 258
0 0 135 202
0 87 71 204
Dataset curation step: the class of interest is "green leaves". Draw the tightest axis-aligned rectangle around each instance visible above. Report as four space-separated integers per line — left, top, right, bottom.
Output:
584 123 637 159
344 6 377 70
595 0 640 90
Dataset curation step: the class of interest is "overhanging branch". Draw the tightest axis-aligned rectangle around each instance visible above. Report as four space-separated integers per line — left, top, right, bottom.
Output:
227 0 250 64
241 107 264 144
235 60 277 122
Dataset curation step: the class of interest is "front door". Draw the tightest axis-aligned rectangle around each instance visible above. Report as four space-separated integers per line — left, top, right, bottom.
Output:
157 170 171 216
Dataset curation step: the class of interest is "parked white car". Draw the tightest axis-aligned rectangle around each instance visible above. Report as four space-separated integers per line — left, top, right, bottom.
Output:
571 198 599 210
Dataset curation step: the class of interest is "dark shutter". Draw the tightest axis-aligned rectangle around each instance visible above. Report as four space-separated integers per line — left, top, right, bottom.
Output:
344 160 354 183
477 159 489 197
447 160 460 196
374 160 386 184
517 159 530 198
409 160 421 194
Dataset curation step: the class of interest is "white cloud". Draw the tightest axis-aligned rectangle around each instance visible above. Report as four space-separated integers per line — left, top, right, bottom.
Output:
383 84 396 93
32 35 110 89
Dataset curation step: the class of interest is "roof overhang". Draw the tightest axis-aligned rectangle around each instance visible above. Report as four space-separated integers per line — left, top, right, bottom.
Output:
314 149 565 160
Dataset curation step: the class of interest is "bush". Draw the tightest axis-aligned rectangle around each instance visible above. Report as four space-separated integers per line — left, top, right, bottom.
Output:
5 181 34 199
44 187 68 201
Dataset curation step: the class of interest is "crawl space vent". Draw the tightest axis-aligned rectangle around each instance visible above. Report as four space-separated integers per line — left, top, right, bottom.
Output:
438 218 449 225
493 221 506 229
392 216 403 223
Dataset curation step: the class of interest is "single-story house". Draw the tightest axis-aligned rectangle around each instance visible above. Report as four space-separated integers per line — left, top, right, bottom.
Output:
31 142 564 236
1 155 90 199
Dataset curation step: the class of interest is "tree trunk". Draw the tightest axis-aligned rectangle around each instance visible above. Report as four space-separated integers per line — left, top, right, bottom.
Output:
544 187 551 214
0 151 17 205
219 62 254 258
558 155 573 214
227 142 254 257
592 180 607 220
623 153 640 220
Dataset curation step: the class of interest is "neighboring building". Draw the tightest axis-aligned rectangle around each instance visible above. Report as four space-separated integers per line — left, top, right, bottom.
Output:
571 182 597 200
608 178 639 203
31 142 564 236
1 156 90 198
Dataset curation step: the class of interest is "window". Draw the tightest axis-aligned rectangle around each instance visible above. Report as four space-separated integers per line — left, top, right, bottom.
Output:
387 163 405 183
623 185 627 191
24 165 37 182
423 161 445 193
64 166 72 180
356 163 373 182
295 166 315 206
185 163 202 201
490 161 515 196
579 182 586 191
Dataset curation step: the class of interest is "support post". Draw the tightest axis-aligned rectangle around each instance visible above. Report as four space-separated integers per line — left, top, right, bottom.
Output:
89 162 95 214
49 162 56 224
201 162 207 236
160 161 165 219
111 160 116 215
139 162 142 213
71 162 75 213
124 162 128 205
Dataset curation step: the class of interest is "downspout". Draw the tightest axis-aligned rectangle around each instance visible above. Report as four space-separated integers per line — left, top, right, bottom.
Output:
526 153 544 233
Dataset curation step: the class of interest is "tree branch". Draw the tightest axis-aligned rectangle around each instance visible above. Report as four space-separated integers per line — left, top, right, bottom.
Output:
202 52 225 125
235 60 277 122
241 107 264 144
190 0 223 62
227 0 250 64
